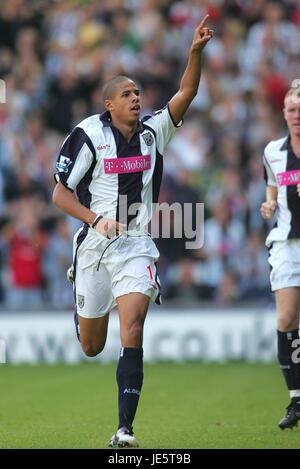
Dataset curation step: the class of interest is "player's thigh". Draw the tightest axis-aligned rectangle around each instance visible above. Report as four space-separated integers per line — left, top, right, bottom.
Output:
117 292 150 347
112 256 159 306
275 287 300 330
113 256 158 344
75 262 115 347
117 292 150 327
75 259 114 317
269 241 300 293
78 314 109 353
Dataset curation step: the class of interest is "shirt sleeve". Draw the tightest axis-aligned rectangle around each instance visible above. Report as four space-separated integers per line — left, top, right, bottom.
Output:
262 152 277 187
54 127 96 191
143 104 183 155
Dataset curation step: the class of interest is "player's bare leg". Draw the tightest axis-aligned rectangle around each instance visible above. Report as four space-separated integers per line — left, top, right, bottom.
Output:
276 288 300 332
117 292 149 347
109 292 149 448
275 287 300 429
78 315 109 357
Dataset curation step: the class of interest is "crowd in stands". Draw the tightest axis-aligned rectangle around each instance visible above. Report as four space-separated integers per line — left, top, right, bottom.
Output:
0 0 299 309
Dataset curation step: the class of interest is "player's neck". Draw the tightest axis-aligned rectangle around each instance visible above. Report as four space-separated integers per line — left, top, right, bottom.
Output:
290 135 300 158
111 117 138 142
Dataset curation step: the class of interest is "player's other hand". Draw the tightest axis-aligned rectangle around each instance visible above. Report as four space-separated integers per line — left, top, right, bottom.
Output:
93 217 126 238
260 200 277 219
191 14 214 52
297 183 300 197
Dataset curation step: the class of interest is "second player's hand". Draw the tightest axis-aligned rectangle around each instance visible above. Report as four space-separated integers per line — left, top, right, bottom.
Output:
94 217 126 238
260 200 277 219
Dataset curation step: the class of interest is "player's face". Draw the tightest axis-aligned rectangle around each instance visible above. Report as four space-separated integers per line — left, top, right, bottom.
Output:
284 97 300 138
105 80 141 124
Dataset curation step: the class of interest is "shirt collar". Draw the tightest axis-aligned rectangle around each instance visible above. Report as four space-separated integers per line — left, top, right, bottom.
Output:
100 111 113 127
280 135 290 151
99 111 143 132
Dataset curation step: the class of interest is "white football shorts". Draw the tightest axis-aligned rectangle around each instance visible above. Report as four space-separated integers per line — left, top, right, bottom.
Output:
268 239 300 291
73 229 161 318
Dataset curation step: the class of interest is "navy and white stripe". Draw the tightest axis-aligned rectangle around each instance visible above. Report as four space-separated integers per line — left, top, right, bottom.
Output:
55 106 181 229
263 136 300 247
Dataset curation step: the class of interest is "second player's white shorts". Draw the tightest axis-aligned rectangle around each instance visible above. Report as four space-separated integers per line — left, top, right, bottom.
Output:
268 240 300 291
74 229 160 318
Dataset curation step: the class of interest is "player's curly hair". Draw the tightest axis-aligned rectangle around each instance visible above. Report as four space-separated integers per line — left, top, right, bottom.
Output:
284 81 300 105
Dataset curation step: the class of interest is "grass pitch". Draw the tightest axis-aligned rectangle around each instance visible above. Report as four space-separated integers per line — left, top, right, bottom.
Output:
0 362 299 449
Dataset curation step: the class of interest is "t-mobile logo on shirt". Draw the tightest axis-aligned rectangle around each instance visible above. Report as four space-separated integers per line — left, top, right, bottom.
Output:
277 170 300 186
104 155 151 174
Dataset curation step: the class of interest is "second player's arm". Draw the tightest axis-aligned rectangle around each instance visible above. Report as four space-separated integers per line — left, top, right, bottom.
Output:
260 186 278 219
168 14 213 125
266 185 278 203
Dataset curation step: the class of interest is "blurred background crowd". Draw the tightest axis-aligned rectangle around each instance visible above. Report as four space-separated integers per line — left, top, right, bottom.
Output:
0 0 299 310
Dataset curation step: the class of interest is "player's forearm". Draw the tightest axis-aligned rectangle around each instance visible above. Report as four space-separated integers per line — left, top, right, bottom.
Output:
53 182 96 225
179 48 203 99
179 14 213 97
266 186 278 203
169 49 203 123
168 16 212 124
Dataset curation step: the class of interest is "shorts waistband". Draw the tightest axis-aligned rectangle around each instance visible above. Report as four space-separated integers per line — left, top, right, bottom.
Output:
124 230 150 237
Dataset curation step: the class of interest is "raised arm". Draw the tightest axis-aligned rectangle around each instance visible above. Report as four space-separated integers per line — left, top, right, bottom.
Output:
168 14 213 125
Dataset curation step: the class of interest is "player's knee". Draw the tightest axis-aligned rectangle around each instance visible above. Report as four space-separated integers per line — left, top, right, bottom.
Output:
277 314 298 332
81 341 105 357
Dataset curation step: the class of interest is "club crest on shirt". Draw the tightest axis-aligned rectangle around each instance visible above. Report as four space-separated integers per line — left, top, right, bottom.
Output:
77 294 85 309
142 132 154 146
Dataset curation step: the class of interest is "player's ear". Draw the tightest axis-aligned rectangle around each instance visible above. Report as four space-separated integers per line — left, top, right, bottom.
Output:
104 99 114 112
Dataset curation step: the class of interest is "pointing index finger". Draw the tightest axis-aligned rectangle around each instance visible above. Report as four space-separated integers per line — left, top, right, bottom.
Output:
198 14 209 30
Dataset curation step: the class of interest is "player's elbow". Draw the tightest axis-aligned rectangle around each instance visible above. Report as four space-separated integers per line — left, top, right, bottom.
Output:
52 182 65 208
52 187 59 206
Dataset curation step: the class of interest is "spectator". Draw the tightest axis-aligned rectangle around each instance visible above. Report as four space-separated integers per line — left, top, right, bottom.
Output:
43 217 73 308
4 199 48 308
0 0 299 308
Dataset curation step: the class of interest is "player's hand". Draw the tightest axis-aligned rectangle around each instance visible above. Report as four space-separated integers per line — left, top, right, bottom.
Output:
93 217 126 238
260 200 277 219
297 183 300 197
191 14 214 52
